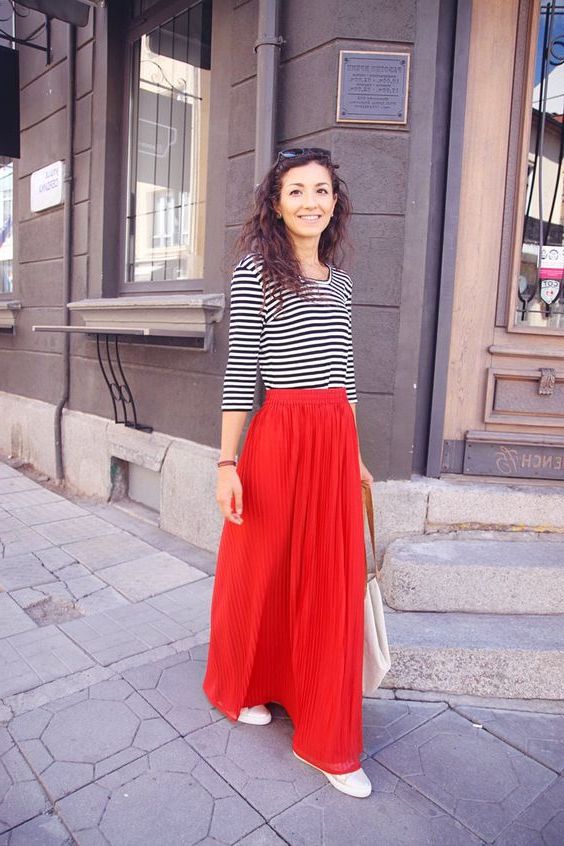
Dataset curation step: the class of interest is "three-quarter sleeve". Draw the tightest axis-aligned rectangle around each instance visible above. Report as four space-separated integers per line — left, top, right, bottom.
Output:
220 257 265 411
345 275 358 404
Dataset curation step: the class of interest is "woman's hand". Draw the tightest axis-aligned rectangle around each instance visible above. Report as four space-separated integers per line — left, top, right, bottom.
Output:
216 466 244 524
359 457 374 484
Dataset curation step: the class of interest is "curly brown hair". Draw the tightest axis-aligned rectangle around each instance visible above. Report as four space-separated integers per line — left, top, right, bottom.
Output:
234 149 352 316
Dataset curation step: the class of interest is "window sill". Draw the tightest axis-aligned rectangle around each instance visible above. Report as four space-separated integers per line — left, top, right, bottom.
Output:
0 301 22 332
67 294 225 350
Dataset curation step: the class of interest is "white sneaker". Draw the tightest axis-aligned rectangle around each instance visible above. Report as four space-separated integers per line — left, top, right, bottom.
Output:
237 704 272 725
293 750 372 798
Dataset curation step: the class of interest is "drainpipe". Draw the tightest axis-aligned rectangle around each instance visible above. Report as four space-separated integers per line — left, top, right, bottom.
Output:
54 23 76 483
252 0 282 409
253 0 283 185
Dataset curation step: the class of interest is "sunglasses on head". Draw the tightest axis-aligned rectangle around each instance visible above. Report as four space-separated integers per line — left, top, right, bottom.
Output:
275 147 332 166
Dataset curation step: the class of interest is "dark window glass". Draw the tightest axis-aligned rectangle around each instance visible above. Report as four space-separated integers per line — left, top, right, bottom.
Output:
0 163 13 294
126 1 212 285
517 1 564 328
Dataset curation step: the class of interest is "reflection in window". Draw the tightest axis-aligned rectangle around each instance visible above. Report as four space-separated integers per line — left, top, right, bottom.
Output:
126 1 212 285
0 163 13 294
517 2 564 328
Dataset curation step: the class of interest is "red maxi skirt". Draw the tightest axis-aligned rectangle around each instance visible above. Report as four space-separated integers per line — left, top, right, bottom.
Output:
202 386 366 774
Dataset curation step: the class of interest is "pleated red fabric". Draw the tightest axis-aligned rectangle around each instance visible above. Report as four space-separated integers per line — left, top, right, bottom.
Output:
202 386 366 775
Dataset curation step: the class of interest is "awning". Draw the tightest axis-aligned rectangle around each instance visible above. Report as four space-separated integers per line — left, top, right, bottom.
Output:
15 0 106 28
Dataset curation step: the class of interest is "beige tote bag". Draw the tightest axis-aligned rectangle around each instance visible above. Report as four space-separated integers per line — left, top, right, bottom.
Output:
361 480 392 695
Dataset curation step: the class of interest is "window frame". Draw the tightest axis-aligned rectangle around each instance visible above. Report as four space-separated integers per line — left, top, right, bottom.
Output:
0 159 15 300
499 0 564 336
118 0 214 294
0 0 16 302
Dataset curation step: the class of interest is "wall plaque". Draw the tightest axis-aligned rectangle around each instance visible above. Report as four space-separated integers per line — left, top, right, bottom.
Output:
336 50 410 125
30 161 64 212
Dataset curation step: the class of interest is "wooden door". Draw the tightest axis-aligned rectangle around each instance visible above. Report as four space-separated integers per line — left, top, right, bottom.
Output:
441 0 564 481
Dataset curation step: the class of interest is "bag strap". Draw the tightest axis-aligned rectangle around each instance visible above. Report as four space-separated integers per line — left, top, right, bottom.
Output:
361 480 382 581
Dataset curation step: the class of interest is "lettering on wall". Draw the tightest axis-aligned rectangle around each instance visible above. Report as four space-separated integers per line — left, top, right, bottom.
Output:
30 161 64 213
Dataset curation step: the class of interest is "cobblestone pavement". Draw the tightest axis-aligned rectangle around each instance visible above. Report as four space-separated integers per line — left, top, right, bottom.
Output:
0 459 563 845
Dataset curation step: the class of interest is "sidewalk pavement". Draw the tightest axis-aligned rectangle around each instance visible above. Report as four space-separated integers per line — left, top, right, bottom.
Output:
0 458 563 846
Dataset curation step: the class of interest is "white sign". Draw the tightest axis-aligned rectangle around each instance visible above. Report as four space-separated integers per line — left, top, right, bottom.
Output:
30 161 64 212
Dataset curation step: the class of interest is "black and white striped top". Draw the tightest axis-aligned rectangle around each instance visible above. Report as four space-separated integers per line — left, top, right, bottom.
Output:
221 254 357 410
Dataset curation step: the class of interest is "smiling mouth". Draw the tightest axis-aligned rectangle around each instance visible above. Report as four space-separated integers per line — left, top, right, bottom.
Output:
298 215 322 221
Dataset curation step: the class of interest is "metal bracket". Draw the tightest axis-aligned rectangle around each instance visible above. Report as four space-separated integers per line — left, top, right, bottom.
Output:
253 34 285 52
0 15 52 65
96 333 153 432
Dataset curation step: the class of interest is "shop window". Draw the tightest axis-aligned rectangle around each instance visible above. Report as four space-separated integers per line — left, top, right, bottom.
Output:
512 1 564 330
0 162 13 294
124 1 212 288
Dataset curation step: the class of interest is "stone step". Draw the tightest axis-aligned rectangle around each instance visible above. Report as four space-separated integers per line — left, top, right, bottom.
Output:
381 536 564 614
381 608 564 700
426 480 564 532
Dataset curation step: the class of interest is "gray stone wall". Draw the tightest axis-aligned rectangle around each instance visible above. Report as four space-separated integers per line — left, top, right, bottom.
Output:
1 0 444 481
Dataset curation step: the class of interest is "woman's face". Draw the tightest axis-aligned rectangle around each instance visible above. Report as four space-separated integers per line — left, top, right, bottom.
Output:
274 161 337 243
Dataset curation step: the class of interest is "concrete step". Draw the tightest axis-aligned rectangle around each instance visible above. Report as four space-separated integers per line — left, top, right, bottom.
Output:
381 536 564 614
426 479 564 532
381 608 564 700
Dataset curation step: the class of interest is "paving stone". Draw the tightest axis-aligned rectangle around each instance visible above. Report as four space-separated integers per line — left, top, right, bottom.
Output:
0 465 20 479
270 756 483 845
9 588 55 609
123 651 223 735
0 515 24 535
494 774 564 845
156 540 216 576
455 705 564 774
61 533 157 572
0 706 12 726
34 548 77 573
0 643 45 701
4 667 115 718
10 586 76 611
373 708 557 842
59 602 197 665
186 715 336 819
33 517 122 546
60 574 108 601
0 489 63 509
0 811 73 845
74 587 130 615
0 595 36 639
8 678 179 800
0 626 94 699
0 477 40 495
0 726 51 834
362 698 448 755
0 527 53 558
55 736 263 845
145 577 214 633
236 826 288 845
0 554 56 591
3 501 88 527
95 552 208 601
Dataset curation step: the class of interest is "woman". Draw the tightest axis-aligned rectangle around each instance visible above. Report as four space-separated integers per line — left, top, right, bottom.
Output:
202 147 374 799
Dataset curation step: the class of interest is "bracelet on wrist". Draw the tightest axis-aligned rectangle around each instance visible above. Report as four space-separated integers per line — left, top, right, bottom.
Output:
217 459 237 468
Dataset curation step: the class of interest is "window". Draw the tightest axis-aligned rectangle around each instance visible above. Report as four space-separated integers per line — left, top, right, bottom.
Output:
513 1 564 330
0 162 13 294
125 1 212 288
